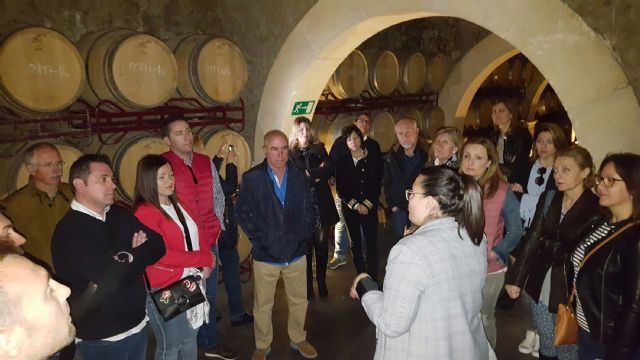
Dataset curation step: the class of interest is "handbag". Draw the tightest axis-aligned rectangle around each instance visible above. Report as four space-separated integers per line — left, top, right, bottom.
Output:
554 221 639 346
145 202 206 321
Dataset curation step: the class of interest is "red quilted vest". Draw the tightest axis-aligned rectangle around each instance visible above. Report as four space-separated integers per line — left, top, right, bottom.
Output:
163 151 220 246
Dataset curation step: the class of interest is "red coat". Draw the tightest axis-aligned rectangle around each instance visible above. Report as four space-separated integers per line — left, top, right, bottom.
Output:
134 202 214 288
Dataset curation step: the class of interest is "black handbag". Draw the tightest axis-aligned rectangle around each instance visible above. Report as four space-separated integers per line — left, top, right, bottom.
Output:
145 202 206 321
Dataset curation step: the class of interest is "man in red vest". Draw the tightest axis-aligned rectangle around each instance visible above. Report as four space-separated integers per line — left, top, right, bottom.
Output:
162 118 238 360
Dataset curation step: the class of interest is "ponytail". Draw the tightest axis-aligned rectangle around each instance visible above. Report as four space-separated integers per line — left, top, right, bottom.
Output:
417 167 485 246
457 175 485 245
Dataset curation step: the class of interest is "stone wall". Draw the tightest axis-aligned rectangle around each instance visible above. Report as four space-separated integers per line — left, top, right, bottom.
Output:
0 0 637 150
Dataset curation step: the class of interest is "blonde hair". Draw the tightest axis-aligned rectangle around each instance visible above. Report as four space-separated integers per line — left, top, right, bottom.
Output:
289 116 317 152
428 126 463 163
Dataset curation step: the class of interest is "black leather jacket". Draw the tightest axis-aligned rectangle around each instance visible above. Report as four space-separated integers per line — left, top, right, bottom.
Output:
494 126 532 182
505 190 600 311
566 220 640 359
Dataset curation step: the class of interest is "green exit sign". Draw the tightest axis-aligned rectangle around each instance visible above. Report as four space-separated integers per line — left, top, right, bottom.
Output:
291 100 315 115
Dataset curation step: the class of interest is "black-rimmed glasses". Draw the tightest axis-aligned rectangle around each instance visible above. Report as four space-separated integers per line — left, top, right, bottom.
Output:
595 175 624 188
535 167 547 186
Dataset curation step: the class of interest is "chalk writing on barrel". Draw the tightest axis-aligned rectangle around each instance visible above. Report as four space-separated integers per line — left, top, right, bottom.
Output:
128 63 166 75
27 63 70 78
206 64 231 76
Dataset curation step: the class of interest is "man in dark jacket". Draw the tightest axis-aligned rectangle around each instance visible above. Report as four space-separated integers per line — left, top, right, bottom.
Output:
236 130 318 360
383 117 428 238
51 154 165 360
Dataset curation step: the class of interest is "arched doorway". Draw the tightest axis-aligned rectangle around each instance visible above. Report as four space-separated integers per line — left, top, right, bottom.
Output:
256 0 640 162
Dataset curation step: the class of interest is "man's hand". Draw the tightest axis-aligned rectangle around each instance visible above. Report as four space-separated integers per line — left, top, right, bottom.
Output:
132 230 148 248
350 273 371 300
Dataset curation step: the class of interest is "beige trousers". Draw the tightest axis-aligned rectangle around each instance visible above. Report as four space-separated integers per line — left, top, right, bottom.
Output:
252 257 308 349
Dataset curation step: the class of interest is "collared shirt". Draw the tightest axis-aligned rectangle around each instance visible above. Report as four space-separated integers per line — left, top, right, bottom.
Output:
70 200 109 221
401 149 423 179
69 199 148 342
1 181 72 268
267 165 288 207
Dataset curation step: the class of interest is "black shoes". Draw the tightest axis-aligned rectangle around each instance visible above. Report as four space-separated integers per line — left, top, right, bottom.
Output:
230 311 254 326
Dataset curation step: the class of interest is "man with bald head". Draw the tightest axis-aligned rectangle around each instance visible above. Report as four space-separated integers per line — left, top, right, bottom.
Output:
236 130 318 360
0 248 75 360
1 142 73 268
383 117 428 238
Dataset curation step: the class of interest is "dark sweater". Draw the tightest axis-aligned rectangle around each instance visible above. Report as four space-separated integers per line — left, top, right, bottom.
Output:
51 205 165 340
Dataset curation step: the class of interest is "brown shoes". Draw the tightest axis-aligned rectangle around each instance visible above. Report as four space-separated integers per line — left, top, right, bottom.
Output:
290 340 318 359
251 348 271 360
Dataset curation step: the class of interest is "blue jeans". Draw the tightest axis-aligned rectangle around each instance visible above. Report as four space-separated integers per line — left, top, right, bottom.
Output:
389 209 408 239
146 295 198 360
333 198 349 258
75 325 148 360
197 244 219 348
219 245 247 319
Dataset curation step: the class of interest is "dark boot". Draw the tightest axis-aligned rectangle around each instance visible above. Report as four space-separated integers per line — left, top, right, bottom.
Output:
306 252 315 299
316 227 329 298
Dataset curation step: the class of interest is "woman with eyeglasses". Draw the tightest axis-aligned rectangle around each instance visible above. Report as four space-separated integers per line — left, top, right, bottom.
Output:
504 145 600 360
133 154 214 360
335 124 380 280
289 116 339 298
350 166 491 359
459 137 524 350
567 153 640 360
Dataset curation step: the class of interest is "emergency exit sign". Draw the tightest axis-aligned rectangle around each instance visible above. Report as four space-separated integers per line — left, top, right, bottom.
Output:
291 100 315 115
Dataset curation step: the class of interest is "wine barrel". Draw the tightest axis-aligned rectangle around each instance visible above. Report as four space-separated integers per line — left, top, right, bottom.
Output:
98 134 170 202
369 110 396 152
478 99 493 128
0 25 84 116
510 59 524 87
78 29 177 110
425 53 448 92
167 35 248 105
492 62 510 87
326 50 368 99
362 49 400 96
423 104 446 141
200 129 252 180
0 142 83 198
313 113 352 151
397 51 427 94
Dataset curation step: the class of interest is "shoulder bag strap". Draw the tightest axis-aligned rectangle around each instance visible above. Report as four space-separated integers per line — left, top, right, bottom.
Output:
569 220 640 302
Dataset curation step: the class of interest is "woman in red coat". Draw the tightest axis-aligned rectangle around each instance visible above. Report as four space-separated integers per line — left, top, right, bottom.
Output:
133 154 216 360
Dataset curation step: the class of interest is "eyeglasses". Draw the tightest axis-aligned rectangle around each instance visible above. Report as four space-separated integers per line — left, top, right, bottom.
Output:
595 175 624 188
405 189 428 201
535 167 547 186
33 160 65 169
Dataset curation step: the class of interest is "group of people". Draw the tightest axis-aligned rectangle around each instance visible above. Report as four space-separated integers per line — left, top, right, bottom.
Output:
0 98 639 360
348 99 640 360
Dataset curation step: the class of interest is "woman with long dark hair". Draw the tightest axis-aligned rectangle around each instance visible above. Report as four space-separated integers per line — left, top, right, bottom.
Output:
350 166 490 359
290 116 339 298
491 98 533 181
133 154 214 360
460 137 524 350
568 153 640 359
505 145 600 360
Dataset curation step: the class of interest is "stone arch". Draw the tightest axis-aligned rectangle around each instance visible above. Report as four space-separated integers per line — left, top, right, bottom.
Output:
256 0 640 162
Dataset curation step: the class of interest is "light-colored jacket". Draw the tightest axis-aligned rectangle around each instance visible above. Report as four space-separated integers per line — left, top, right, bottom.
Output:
362 217 489 360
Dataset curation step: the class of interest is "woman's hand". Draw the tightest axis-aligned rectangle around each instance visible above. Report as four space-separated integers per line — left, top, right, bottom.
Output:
202 267 213 279
357 205 369 215
350 273 372 300
505 284 521 299
511 183 524 193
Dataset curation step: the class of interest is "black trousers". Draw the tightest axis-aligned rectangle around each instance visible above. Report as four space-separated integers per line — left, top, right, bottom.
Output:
343 206 378 280
307 226 330 290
